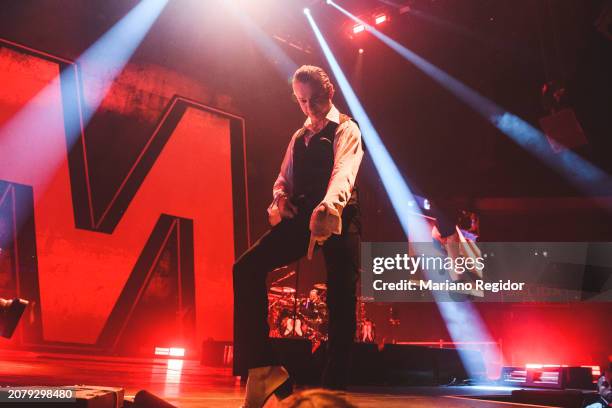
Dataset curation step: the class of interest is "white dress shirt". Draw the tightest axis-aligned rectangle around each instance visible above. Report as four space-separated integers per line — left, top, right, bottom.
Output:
268 105 364 237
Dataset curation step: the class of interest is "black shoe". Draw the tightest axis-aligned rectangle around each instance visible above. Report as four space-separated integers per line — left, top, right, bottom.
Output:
273 377 294 401
241 367 293 408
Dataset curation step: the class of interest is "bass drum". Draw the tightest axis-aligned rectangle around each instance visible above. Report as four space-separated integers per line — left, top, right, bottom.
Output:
277 306 307 337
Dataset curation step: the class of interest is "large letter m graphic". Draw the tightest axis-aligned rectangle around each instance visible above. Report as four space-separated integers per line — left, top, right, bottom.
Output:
0 39 249 352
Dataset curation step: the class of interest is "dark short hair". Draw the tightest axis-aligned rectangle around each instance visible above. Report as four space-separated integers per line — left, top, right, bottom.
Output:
293 65 334 96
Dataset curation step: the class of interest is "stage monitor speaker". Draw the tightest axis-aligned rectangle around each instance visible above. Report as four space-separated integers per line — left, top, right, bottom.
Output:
563 367 595 389
129 390 177 408
381 344 436 385
350 342 382 385
381 345 485 385
433 348 467 384
433 347 487 384
312 342 383 386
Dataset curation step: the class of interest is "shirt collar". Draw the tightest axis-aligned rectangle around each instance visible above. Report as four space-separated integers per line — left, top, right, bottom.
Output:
304 104 340 129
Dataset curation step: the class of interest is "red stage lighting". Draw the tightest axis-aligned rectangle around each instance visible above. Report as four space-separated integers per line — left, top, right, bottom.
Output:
375 14 387 25
358 48 364 54
582 365 603 382
527 363 603 383
502 365 593 389
155 347 185 357
585 366 602 377
353 24 365 34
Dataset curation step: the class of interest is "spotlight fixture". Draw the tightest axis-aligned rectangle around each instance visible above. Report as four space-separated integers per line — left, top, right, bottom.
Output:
358 48 364 54
352 24 365 34
303 8 310 15
0 298 28 339
374 14 387 25
399 5 411 15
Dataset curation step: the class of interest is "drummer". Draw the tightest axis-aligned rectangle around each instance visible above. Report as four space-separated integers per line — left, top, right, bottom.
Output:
302 289 323 319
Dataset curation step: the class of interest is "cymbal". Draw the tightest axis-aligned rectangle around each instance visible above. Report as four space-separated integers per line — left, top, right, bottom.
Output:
269 298 294 307
270 286 296 294
313 283 327 291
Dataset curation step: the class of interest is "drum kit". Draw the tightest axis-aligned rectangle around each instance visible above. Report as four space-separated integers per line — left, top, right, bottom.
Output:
267 267 378 344
268 285 379 344
268 281 329 344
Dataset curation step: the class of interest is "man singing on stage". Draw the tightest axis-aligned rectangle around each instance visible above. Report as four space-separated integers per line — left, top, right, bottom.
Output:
233 65 363 407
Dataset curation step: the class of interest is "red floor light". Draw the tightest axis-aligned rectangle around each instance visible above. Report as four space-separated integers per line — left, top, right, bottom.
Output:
581 365 602 383
526 363 564 369
353 24 365 34
155 347 185 357
527 363 602 382
167 359 183 370
582 365 601 376
155 347 169 356
502 365 594 389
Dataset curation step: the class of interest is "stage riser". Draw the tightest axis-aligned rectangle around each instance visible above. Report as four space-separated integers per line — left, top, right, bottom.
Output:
202 340 485 386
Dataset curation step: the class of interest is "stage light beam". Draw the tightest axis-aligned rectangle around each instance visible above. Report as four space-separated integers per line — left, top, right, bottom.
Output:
326 2 512 379
76 0 169 122
305 9 431 242
327 0 612 198
307 8 502 379
299 21 502 379
222 1 298 82
0 0 169 243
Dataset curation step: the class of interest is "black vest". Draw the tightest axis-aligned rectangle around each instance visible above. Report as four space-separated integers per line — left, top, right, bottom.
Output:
291 116 359 211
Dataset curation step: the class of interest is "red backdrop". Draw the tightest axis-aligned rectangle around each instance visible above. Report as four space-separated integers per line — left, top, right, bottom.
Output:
0 41 246 350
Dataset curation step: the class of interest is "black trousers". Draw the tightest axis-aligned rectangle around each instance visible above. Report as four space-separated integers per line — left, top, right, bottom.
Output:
232 204 360 389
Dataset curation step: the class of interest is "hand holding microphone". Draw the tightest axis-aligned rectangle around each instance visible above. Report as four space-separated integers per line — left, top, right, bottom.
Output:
308 204 332 260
